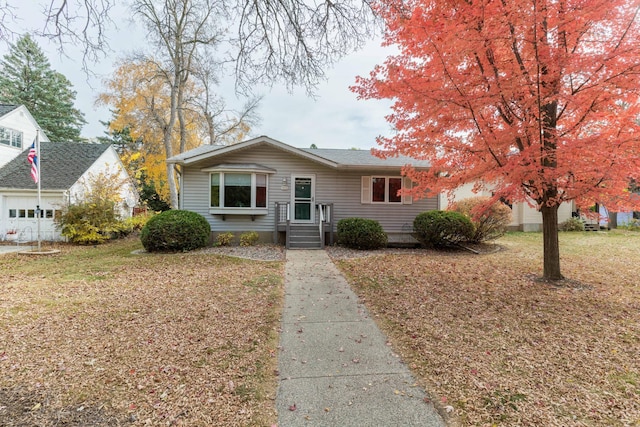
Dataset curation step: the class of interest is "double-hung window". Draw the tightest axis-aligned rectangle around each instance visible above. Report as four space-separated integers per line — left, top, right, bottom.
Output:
209 171 269 214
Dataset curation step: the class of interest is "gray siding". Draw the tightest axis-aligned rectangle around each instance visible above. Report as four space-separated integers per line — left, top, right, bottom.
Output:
181 145 439 234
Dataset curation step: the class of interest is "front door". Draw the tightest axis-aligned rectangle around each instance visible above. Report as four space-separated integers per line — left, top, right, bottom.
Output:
292 175 315 223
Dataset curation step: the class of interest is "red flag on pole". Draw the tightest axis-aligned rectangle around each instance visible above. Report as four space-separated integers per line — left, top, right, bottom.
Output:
27 141 39 183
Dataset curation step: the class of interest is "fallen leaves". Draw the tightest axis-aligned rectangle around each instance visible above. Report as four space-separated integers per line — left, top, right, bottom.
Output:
0 238 283 426
336 231 640 426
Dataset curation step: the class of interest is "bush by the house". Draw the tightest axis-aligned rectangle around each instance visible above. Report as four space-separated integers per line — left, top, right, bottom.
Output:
449 196 512 242
239 231 259 246
140 210 210 252
56 168 137 244
413 210 474 248
559 217 585 231
215 232 235 246
621 218 640 231
56 201 121 244
337 218 388 250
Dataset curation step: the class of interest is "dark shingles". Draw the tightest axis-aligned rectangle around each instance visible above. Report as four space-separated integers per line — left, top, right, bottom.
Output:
0 104 19 117
0 141 111 190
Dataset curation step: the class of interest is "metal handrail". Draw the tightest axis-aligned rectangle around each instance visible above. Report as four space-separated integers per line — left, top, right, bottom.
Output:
318 204 325 247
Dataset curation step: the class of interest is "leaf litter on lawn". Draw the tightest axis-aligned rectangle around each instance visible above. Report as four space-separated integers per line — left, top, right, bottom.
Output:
334 232 640 426
0 238 283 426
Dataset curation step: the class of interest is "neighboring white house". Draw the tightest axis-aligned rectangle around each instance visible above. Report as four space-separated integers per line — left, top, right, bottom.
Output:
439 182 575 232
0 104 50 168
0 141 138 241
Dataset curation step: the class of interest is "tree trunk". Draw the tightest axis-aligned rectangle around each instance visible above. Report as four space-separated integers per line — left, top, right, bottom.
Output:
541 205 563 280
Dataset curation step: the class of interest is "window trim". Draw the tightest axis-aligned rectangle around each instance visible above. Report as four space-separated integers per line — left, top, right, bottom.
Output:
361 176 413 205
371 176 403 204
208 171 270 215
0 126 23 149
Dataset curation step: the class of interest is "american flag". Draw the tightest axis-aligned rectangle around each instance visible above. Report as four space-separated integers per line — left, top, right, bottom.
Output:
27 141 39 183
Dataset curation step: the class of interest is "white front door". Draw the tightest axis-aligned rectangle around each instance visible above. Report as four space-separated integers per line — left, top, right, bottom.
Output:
291 175 315 223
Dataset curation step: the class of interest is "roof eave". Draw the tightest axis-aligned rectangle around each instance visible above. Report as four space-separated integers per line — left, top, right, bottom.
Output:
336 164 431 171
170 136 340 169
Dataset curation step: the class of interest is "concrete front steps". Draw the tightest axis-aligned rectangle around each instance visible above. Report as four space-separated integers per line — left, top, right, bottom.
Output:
288 225 322 249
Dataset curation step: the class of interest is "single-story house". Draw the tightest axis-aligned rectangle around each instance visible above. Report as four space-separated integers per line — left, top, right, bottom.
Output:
0 104 50 168
0 141 138 242
439 182 575 232
167 135 438 248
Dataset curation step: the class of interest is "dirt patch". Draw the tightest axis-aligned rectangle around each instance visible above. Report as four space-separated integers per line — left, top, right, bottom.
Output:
0 387 129 426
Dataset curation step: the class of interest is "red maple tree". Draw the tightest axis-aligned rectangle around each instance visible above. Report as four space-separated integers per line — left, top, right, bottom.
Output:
353 0 640 279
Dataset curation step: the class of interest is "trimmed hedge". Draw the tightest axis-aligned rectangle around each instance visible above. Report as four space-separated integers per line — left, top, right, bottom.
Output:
413 210 474 248
337 218 388 250
140 210 211 252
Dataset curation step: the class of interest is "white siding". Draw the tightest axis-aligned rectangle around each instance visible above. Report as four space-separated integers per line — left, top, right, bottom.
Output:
69 147 137 218
1 191 65 241
181 145 439 234
0 106 49 167
442 183 575 231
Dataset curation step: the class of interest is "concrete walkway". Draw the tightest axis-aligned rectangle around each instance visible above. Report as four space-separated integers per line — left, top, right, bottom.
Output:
0 245 30 255
276 250 446 426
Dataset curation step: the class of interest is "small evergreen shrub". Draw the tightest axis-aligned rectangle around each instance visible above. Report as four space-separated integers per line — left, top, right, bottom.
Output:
559 217 585 231
413 210 474 248
216 232 235 246
239 231 259 246
449 196 512 242
337 218 388 250
140 210 210 252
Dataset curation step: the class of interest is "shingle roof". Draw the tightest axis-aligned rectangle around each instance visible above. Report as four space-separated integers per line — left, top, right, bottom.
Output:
0 104 19 117
299 148 430 168
0 141 111 190
168 136 431 169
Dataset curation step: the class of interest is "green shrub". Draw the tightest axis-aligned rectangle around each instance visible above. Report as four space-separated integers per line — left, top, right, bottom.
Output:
140 210 211 252
55 169 133 245
559 217 585 232
622 218 640 231
337 218 388 250
413 210 474 248
239 231 259 247
449 196 512 242
56 201 121 245
216 232 235 246
113 213 154 238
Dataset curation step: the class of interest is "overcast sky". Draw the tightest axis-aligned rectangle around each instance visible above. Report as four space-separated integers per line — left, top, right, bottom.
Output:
3 2 395 150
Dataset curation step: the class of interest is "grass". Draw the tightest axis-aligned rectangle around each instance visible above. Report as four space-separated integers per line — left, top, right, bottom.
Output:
336 230 640 426
0 237 283 426
2 231 638 426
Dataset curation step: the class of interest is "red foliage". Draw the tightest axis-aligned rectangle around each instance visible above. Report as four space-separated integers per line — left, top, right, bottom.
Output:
353 0 640 278
354 0 640 210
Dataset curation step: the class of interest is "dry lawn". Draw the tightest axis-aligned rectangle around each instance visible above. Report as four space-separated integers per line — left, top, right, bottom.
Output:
335 231 640 426
0 238 283 426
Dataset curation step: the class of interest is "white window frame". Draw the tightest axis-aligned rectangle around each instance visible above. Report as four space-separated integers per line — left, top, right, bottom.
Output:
208 171 269 215
0 127 23 148
361 176 413 205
